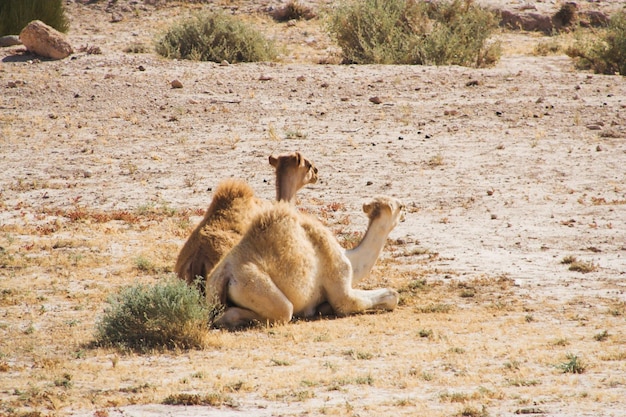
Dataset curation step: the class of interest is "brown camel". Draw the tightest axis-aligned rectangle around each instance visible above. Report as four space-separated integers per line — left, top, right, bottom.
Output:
174 152 318 293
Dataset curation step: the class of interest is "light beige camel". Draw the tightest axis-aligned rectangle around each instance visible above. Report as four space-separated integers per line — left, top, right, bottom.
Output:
207 196 405 329
174 152 318 293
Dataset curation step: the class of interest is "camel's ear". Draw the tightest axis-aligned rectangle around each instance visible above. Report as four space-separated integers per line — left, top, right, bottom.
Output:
269 155 279 168
295 152 304 167
362 202 373 215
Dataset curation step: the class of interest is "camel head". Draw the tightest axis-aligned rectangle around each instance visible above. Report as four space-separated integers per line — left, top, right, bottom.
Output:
269 152 318 203
362 196 405 230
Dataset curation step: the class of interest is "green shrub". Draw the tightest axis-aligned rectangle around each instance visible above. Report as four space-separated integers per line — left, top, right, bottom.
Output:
0 0 69 36
155 10 277 63
326 0 500 67
95 277 216 351
566 12 626 75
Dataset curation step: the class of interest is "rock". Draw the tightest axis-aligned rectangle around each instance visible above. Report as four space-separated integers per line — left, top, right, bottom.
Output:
499 10 553 34
369 96 382 104
19 20 73 60
0 35 22 47
170 79 183 89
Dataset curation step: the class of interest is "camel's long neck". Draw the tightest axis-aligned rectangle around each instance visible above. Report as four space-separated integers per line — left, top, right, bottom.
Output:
345 218 391 285
276 176 298 204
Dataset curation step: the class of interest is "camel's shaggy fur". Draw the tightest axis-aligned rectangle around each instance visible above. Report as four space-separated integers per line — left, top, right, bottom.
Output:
174 152 318 293
207 196 404 329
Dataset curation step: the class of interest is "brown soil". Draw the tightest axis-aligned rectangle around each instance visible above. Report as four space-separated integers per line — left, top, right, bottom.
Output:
1 1 625 416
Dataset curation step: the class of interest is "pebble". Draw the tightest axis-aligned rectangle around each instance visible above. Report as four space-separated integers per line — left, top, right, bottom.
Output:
171 79 183 89
369 96 382 104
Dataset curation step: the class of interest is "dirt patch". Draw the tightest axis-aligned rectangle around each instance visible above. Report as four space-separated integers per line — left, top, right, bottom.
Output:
1 1 625 416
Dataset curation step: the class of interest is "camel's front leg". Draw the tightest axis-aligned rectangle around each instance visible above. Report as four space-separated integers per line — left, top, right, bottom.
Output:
324 271 398 316
213 265 294 329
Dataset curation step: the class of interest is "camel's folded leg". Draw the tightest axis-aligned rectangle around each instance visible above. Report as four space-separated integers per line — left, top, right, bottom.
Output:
213 267 294 329
327 287 399 317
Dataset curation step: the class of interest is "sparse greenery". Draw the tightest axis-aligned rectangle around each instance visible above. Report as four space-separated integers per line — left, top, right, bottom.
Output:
568 260 598 273
566 12 626 75
561 255 598 273
155 11 277 63
594 330 609 342
163 392 233 406
94 277 213 351
327 0 500 67
0 0 69 36
456 405 489 417
557 353 586 374
534 39 563 56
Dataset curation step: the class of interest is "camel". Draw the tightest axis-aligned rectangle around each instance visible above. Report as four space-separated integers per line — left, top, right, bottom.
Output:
174 152 318 293
206 195 405 329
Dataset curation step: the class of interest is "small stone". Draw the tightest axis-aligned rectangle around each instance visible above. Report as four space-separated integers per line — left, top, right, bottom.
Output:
112 13 124 23
586 124 602 130
491 214 498 220
366 181 373 186
596 145 602 152
466 80 480 87
137 65 145 71
487 188 494 196
220 60 229 66
171 79 183 89
444 109 458 116
259 75 273 81
296 75 305 81
369 96 382 104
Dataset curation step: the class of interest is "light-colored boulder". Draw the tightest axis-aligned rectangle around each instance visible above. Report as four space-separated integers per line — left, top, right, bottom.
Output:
19 20 73 60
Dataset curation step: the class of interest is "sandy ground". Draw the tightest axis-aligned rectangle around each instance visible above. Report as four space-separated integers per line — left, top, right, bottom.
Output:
1 1 625 416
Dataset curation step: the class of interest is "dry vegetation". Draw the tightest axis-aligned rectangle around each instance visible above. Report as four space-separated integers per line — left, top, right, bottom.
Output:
1 1 625 416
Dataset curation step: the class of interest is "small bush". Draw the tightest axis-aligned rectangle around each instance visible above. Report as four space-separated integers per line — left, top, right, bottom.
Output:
553 3 578 31
566 12 626 75
533 39 563 56
0 0 69 36
557 353 586 374
271 1 316 22
327 0 500 67
95 277 214 351
155 11 277 63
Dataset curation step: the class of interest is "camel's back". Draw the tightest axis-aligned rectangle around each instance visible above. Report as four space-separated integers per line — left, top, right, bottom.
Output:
174 179 269 282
